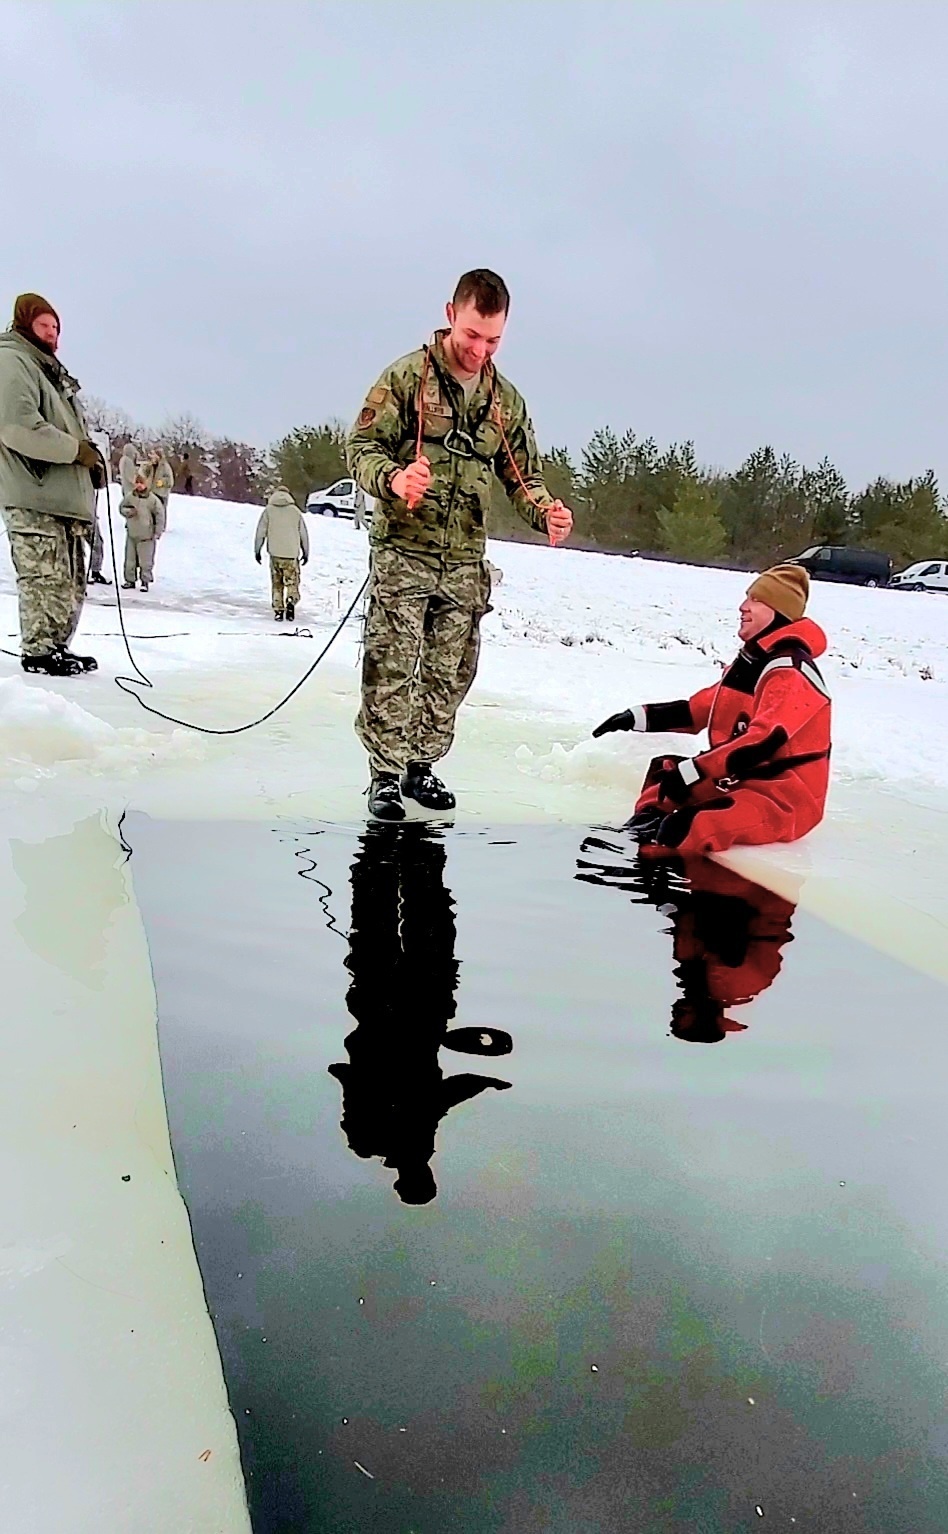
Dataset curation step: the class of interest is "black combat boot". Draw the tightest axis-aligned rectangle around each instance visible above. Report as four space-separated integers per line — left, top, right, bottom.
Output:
367 773 406 822
88 571 111 585
285 600 295 622
274 610 283 622
401 762 456 812
61 647 98 673
21 648 84 678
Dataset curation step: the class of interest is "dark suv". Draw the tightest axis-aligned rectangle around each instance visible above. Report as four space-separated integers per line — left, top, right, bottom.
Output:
791 546 891 587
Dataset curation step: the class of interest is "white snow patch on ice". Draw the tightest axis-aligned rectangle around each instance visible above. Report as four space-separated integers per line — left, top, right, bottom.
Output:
0 675 202 777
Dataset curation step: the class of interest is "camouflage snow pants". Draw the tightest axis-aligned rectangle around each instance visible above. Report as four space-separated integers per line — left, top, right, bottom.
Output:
2 507 89 658
270 556 300 613
356 545 492 776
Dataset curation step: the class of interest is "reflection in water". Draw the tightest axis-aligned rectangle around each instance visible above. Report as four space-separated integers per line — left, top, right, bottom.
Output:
577 837 796 1041
328 824 512 1205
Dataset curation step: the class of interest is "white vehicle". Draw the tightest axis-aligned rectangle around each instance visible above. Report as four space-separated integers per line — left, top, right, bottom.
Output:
305 477 373 520
890 560 948 593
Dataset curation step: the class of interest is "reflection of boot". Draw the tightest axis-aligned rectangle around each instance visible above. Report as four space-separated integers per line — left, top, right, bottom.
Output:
329 824 512 1204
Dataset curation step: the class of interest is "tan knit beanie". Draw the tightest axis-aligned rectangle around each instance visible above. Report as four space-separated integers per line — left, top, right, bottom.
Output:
747 563 809 621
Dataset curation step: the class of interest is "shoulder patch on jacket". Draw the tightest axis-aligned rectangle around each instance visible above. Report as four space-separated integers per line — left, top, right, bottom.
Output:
358 407 376 428
368 385 387 405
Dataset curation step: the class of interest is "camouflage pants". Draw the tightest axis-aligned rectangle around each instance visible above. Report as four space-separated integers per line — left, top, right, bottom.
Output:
356 545 491 776
270 556 300 612
2 507 89 657
124 535 156 584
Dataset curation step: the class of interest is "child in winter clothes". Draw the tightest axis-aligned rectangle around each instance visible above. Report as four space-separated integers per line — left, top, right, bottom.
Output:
254 485 310 621
120 474 165 591
593 564 831 857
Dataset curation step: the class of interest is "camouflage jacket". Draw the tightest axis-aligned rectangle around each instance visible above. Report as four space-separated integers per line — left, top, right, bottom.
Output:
346 331 555 563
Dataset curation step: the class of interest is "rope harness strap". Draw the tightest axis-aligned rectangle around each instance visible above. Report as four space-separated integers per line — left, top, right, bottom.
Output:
407 343 559 544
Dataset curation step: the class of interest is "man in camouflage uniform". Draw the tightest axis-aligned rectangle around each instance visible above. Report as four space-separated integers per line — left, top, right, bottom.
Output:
0 293 105 676
347 269 573 820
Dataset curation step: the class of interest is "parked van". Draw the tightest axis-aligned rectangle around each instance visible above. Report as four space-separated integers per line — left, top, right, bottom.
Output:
305 477 372 520
791 546 891 587
890 559 948 593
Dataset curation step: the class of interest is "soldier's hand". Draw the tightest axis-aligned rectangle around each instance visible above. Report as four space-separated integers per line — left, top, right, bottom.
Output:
391 456 431 508
76 438 105 471
546 500 573 546
255 551 262 564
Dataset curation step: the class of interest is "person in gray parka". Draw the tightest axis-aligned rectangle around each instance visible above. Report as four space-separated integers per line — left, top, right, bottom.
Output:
120 472 166 591
254 485 310 621
0 292 105 676
118 440 140 495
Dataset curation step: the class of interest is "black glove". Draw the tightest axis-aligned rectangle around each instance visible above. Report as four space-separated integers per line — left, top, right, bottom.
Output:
76 439 104 471
302 555 308 565
657 763 694 804
593 709 636 738
255 551 262 564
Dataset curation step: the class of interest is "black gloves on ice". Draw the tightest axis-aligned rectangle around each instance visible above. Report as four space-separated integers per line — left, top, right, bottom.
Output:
593 709 636 738
657 763 693 804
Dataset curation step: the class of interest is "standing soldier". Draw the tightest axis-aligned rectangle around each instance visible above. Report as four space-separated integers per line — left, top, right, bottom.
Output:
347 269 573 820
254 484 309 622
120 472 165 591
118 440 140 496
0 293 105 676
142 447 174 522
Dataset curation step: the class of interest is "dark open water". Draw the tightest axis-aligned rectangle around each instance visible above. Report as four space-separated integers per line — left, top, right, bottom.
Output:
127 816 948 1533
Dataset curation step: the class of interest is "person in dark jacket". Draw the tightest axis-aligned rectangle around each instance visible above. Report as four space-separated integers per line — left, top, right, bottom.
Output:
593 565 831 856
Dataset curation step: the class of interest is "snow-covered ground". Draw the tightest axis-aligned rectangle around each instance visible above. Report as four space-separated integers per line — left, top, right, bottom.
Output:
3 491 947 1531
2 489 947 975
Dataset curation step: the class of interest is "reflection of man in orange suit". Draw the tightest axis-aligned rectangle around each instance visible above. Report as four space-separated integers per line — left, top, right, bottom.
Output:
576 845 796 1043
665 860 796 1043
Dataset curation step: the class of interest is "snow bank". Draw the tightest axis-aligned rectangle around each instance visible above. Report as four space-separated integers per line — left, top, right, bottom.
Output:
0 676 202 780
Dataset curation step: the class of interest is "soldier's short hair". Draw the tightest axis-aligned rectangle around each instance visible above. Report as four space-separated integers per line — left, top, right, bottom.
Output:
452 269 510 317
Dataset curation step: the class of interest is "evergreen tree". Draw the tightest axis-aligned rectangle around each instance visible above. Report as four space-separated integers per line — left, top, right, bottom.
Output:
656 477 727 561
269 423 347 508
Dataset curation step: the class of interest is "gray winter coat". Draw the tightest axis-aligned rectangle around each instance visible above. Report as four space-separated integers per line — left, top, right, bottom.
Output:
143 455 174 506
119 444 139 494
121 489 166 541
255 489 310 561
0 329 95 522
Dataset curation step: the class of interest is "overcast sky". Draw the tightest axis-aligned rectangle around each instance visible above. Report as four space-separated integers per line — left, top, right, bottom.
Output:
3 0 947 487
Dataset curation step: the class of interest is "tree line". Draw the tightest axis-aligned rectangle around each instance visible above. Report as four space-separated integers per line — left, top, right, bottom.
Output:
84 397 948 569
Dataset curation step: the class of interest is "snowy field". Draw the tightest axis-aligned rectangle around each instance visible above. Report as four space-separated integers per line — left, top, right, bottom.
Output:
3 491 948 1532
2 489 947 973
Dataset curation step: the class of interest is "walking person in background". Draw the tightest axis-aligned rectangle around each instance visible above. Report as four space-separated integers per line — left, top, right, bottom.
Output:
347 268 573 821
254 484 309 622
120 472 165 591
0 292 105 676
353 483 368 530
179 452 195 495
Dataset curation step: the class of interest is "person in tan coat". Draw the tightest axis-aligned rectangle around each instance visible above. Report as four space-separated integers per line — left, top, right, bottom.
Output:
254 485 309 621
120 473 165 591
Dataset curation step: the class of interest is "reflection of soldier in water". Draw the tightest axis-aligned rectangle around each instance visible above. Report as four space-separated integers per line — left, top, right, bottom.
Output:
577 842 796 1042
328 824 512 1204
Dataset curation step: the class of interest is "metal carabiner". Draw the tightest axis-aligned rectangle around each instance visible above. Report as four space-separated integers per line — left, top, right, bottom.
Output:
444 428 475 459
